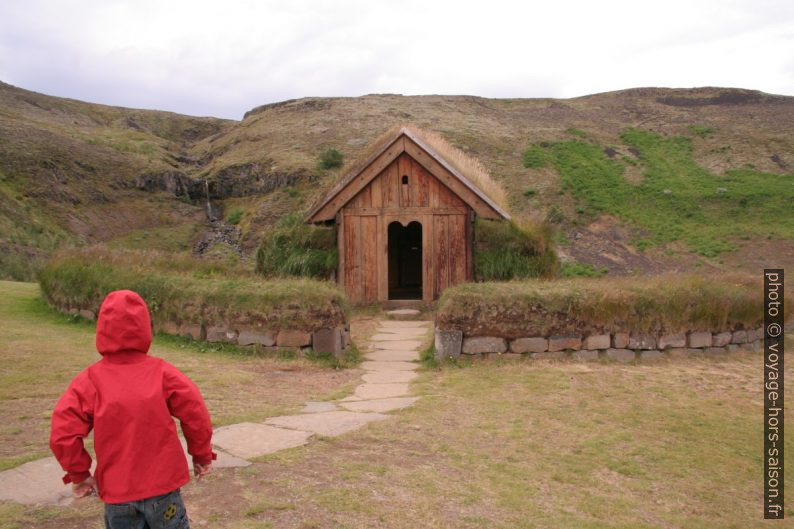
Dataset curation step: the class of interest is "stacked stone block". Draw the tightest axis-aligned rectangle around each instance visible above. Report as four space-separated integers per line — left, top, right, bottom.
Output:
60 306 351 357
435 327 766 361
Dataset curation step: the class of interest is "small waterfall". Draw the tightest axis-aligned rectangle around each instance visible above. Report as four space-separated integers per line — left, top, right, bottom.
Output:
203 179 213 220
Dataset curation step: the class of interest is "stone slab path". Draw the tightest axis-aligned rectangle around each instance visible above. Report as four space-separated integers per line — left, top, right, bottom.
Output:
211 423 313 460
360 360 418 371
340 397 420 413
265 410 390 437
361 370 418 384
0 318 430 506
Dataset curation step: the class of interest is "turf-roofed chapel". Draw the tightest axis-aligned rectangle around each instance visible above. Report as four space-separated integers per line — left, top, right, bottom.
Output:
307 125 510 303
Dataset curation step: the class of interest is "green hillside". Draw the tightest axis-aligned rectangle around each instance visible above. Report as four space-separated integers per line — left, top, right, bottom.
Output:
525 128 793 257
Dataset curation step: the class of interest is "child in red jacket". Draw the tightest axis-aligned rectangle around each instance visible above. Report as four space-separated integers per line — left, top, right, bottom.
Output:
50 289 216 528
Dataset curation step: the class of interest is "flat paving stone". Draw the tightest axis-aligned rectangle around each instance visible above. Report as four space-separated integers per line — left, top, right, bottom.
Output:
379 320 430 328
301 401 338 413
204 449 251 468
179 439 250 469
212 423 312 459
340 397 420 413
266 411 389 437
361 370 419 384
354 383 411 399
361 360 419 371
377 323 429 330
372 340 424 350
365 349 420 362
387 308 420 316
375 326 430 335
0 457 84 506
371 332 427 341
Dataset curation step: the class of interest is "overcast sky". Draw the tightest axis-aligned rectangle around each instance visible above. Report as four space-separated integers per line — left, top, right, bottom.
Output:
1 0 792 119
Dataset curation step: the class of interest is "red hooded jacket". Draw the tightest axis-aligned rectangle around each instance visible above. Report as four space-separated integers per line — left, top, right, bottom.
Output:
50 290 216 503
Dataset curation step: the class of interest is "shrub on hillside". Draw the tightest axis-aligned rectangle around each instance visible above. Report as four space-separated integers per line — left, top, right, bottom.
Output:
256 213 338 279
319 148 343 169
227 209 243 225
474 218 558 280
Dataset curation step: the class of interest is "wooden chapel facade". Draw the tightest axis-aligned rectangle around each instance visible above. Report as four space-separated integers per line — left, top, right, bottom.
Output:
306 127 509 303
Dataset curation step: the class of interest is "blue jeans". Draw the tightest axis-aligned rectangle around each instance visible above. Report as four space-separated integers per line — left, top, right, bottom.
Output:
104 489 189 529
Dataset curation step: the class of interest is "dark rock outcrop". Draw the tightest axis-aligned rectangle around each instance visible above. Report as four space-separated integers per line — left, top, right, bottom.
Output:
135 170 197 197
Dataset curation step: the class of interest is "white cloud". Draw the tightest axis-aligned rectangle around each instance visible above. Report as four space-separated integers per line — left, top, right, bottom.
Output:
0 0 792 118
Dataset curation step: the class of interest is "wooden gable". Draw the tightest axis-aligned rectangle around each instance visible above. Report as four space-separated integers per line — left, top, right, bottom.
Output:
306 128 509 223
343 153 468 214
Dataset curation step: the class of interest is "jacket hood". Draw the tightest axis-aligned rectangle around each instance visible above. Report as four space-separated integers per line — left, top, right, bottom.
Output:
96 290 152 356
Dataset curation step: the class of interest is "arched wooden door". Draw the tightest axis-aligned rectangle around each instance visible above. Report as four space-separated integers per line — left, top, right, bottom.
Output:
387 220 423 300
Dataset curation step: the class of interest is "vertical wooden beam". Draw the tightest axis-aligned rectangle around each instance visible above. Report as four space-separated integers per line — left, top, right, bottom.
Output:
408 157 419 207
361 216 377 302
344 214 357 302
422 214 433 302
398 154 411 207
355 215 363 303
437 215 450 295
429 174 439 208
360 185 372 208
415 162 429 207
377 215 387 301
449 215 466 286
384 160 399 207
336 212 345 291
370 172 383 208
466 210 475 281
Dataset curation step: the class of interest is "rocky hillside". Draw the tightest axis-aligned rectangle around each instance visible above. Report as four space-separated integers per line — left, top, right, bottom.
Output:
1 81 792 279
0 80 232 277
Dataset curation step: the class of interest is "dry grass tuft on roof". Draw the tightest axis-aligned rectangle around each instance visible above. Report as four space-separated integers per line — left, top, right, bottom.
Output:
400 124 510 214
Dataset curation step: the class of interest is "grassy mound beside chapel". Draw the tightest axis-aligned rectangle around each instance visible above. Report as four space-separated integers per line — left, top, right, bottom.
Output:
38 247 348 332
437 274 788 339
255 213 338 279
473 217 558 280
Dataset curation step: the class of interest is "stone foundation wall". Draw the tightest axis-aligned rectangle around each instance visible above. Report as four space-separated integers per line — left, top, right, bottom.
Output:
434 327 766 362
65 308 351 357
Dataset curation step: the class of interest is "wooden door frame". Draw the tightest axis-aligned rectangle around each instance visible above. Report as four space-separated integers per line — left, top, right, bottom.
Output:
383 215 427 302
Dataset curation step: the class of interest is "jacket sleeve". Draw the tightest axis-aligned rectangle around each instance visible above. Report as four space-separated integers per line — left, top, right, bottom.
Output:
163 364 217 466
49 372 95 484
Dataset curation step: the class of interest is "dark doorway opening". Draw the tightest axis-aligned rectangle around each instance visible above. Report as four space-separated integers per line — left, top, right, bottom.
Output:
388 221 422 300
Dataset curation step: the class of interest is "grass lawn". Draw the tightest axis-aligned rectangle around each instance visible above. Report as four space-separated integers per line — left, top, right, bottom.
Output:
1 280 792 528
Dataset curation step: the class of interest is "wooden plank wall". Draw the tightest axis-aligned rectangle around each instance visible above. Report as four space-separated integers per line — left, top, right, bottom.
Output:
342 215 359 301
342 155 472 303
430 214 468 299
